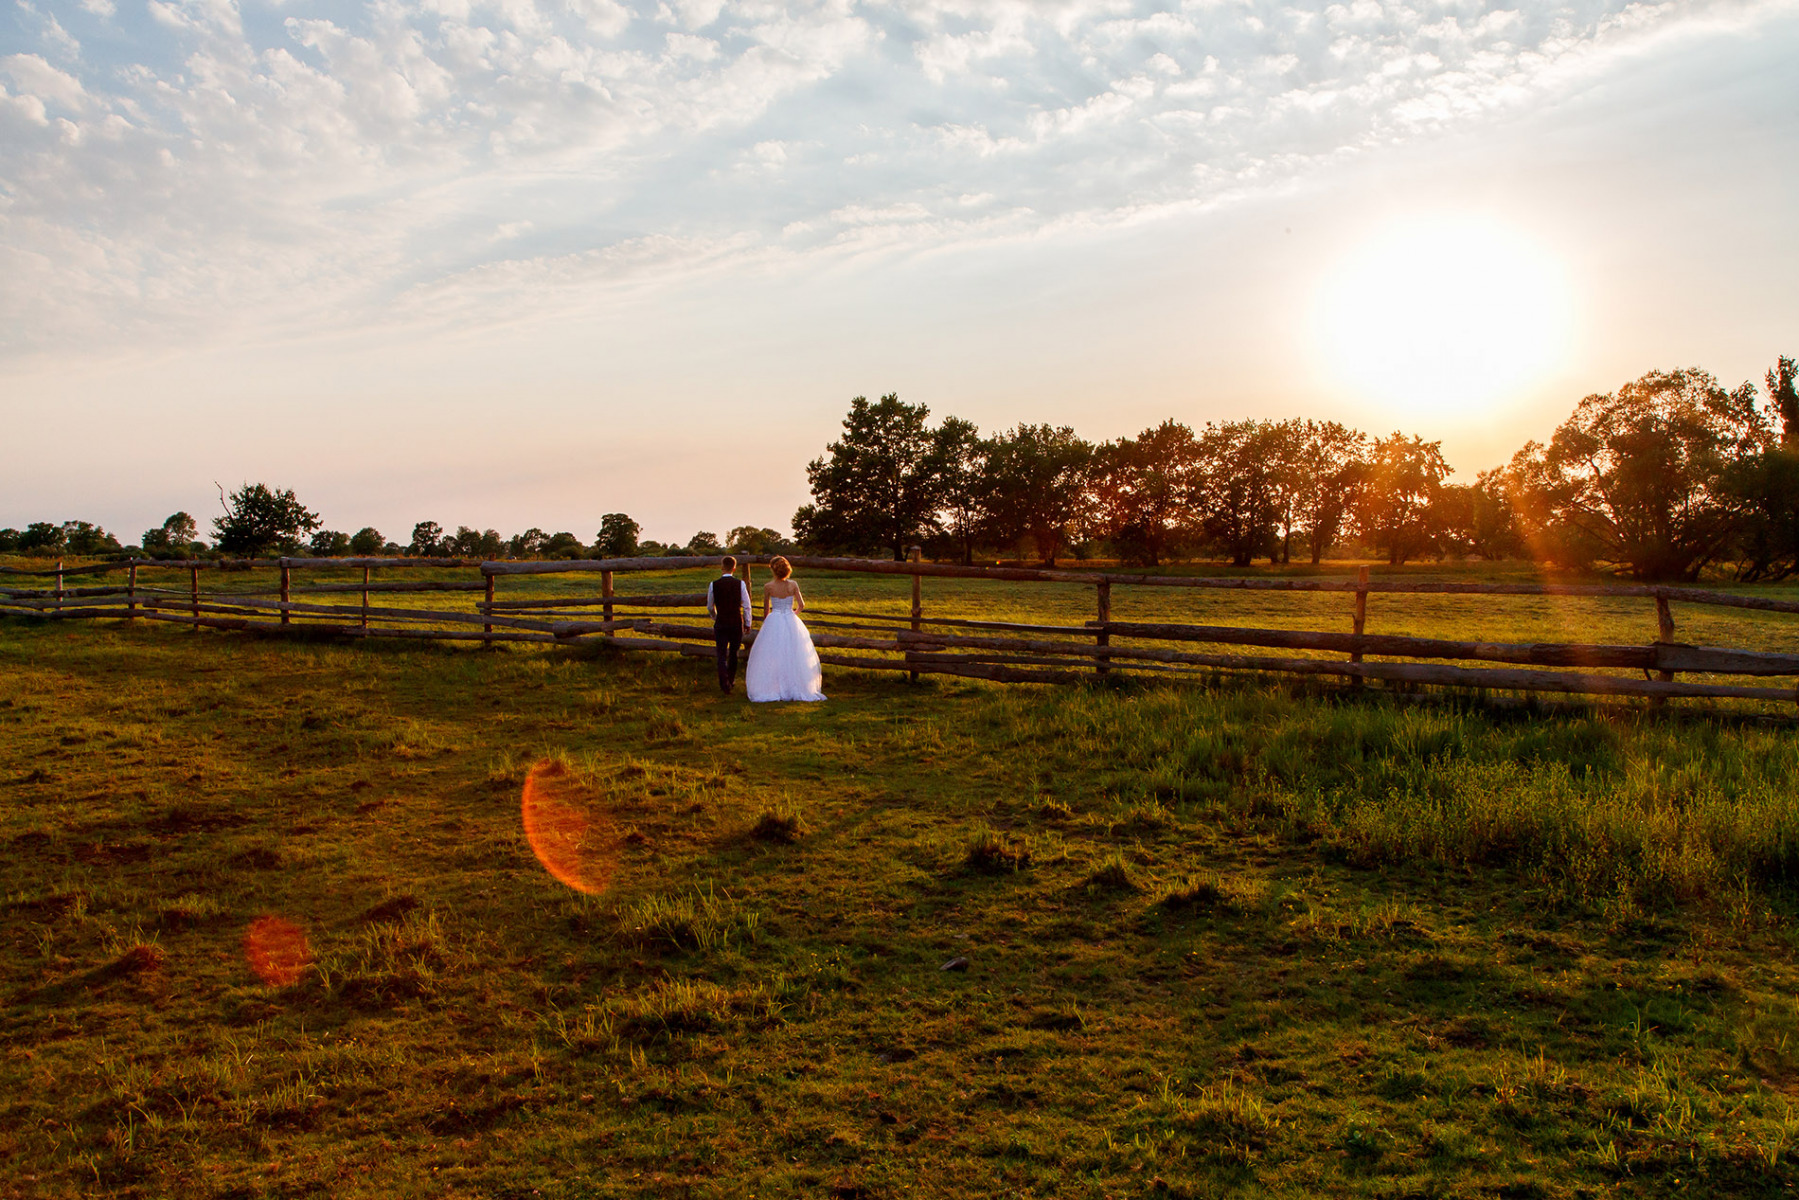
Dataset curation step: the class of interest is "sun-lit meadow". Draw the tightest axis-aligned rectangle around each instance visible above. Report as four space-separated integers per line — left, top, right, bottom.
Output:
6 563 1799 1197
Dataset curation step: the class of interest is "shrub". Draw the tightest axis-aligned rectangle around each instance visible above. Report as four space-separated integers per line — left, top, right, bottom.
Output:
964 827 1032 873
748 808 805 843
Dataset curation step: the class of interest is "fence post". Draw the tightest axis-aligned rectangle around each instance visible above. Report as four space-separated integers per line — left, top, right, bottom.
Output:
1652 589 1676 705
361 566 371 632
1350 566 1369 688
55 560 63 613
280 561 291 626
601 568 614 638
190 565 199 632
1095 580 1111 676
127 562 137 622
484 570 495 647
1655 591 1676 674
908 546 922 682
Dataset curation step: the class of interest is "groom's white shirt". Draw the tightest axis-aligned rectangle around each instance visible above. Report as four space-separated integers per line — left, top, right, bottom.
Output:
707 573 753 630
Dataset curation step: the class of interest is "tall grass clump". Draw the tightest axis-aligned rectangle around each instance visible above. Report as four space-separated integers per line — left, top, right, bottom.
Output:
315 909 457 1006
617 883 757 952
963 826 1033 874
983 684 1799 908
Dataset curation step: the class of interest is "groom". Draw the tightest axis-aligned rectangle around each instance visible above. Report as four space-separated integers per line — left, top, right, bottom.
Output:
707 556 754 694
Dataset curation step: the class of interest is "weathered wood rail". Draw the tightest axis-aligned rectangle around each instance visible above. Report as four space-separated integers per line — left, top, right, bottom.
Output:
4 554 1798 708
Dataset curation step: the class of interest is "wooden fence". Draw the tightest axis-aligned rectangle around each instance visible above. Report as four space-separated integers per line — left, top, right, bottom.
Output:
4 553 1799 707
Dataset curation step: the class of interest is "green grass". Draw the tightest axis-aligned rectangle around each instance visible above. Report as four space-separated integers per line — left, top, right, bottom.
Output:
5 581 1799 1197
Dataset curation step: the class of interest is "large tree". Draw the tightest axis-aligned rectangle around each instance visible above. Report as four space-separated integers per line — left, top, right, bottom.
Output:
543 531 586 558
930 416 985 565
1729 355 1799 582
1290 421 1368 564
213 484 320 557
977 424 1095 566
508 528 547 558
19 522 65 554
595 513 640 559
409 521 444 557
1515 368 1767 580
1093 420 1202 566
57 521 122 556
1435 469 1525 561
309 530 351 556
1771 355 1798 447
142 512 197 555
726 526 789 554
1260 420 1312 564
793 394 959 560
1194 420 1284 567
447 526 504 558
1355 433 1451 565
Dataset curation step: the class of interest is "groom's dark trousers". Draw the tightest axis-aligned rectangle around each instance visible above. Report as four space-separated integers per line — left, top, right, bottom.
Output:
710 576 745 693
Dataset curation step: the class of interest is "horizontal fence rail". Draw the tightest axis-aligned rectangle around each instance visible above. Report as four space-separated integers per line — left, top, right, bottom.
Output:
3 553 1798 708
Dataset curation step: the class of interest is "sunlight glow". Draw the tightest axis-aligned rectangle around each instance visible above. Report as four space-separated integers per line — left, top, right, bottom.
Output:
1313 216 1573 420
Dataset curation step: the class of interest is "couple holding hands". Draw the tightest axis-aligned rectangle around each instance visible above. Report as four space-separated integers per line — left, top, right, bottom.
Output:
707 556 826 704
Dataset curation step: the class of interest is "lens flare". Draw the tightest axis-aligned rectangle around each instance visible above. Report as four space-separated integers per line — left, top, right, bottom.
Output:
521 759 617 895
243 915 312 986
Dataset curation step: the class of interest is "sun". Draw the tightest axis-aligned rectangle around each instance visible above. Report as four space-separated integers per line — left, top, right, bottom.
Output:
1312 216 1573 421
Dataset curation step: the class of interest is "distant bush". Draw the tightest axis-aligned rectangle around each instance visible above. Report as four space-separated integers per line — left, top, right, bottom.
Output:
445 526 504 558
309 529 351 556
543 532 585 559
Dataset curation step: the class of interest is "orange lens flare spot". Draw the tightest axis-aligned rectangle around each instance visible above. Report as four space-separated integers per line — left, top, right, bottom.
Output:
522 759 617 895
243 916 313 986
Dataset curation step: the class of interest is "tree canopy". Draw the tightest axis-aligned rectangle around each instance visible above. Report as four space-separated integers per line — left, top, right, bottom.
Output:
977 424 1095 567
1356 434 1451 566
793 394 965 561
595 514 640 559
211 485 320 557
1520 368 1767 580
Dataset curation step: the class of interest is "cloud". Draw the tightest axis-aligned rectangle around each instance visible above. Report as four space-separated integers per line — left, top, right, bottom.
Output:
2 54 88 110
0 0 1789 358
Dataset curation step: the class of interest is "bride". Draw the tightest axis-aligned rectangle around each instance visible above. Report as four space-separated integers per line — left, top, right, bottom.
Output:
745 557 826 703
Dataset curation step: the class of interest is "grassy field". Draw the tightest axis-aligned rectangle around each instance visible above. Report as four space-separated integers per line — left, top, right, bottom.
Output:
6 568 1799 1197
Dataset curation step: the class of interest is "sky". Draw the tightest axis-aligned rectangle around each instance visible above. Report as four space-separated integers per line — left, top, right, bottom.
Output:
3 0 1796 546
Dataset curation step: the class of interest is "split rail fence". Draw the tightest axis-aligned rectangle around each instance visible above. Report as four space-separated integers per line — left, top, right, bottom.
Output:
4 554 1799 707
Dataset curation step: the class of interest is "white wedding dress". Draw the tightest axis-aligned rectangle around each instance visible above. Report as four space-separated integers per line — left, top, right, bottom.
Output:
746 597 826 703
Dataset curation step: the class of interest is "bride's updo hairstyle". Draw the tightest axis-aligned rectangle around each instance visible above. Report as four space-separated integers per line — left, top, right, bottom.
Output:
770 556 793 580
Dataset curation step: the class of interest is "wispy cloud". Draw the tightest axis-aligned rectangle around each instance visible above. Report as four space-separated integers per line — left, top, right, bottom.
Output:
1 0 1788 357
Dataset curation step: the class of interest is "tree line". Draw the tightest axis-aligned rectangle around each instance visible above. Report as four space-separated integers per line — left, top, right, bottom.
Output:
0 489 791 565
7 356 1793 583
793 357 1799 582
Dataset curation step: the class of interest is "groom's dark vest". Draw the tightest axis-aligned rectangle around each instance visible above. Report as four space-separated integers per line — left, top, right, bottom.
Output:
710 577 744 635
